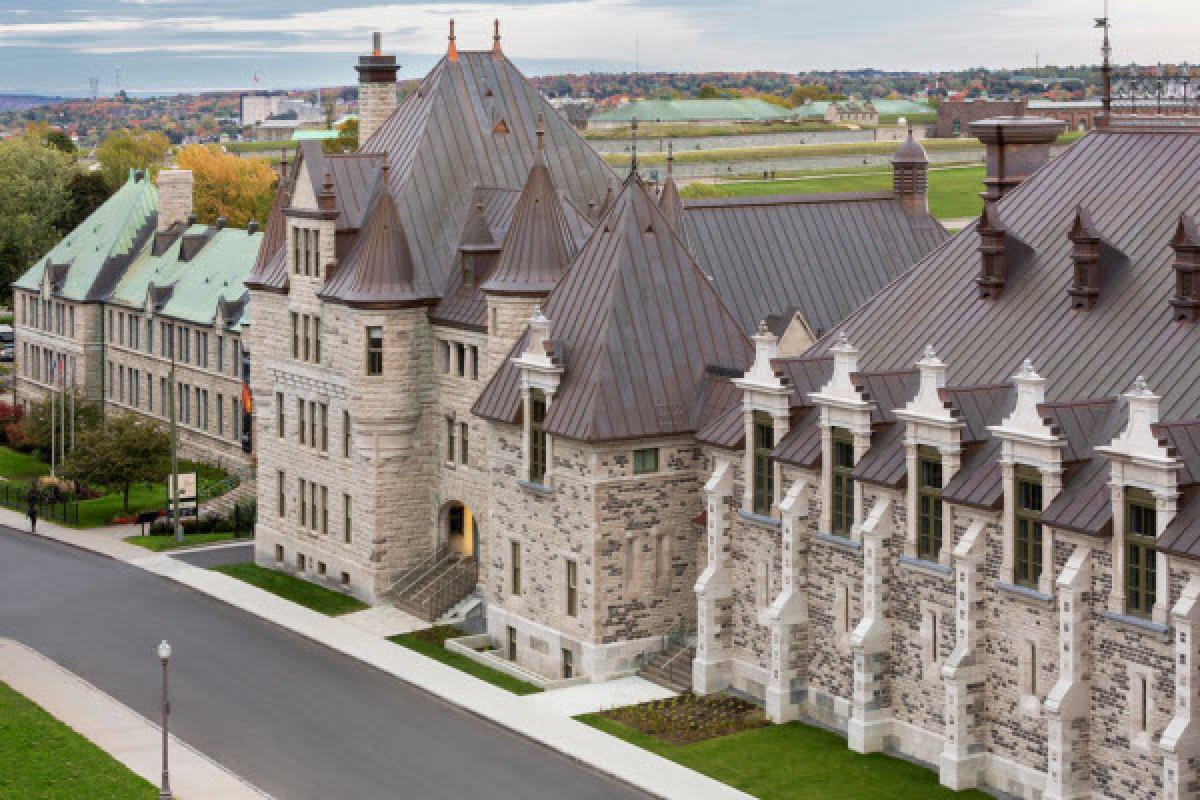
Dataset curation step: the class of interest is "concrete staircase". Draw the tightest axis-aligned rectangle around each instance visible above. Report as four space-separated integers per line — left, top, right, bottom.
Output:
390 547 478 622
637 643 695 694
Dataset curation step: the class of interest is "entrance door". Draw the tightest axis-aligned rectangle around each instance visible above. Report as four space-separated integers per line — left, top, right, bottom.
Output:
444 502 475 558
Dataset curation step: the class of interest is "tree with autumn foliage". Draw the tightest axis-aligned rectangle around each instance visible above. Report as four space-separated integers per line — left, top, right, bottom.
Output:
176 145 277 229
95 128 171 190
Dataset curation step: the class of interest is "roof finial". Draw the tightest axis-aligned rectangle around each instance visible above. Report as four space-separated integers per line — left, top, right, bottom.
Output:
630 116 639 176
492 18 502 54
535 113 545 153
1096 0 1112 121
666 140 674 177
447 18 458 62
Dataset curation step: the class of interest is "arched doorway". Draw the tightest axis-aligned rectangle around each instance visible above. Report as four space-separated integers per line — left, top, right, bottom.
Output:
442 501 476 559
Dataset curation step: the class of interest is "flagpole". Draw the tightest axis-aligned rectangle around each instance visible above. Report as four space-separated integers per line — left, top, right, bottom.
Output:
50 360 56 477
59 356 65 465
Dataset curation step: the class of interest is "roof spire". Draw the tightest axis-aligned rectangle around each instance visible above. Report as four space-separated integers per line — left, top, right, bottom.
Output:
492 18 502 55
535 113 546 160
666 140 674 178
1096 0 1112 122
447 18 458 62
629 116 639 177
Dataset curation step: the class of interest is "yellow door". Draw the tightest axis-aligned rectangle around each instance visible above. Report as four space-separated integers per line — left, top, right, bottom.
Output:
462 507 475 558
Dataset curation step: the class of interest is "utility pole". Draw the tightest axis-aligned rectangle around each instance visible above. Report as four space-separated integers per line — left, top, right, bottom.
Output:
50 360 56 477
169 326 182 543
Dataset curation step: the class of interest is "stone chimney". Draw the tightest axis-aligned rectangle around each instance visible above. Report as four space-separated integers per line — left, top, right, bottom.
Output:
891 128 928 215
968 116 1066 203
355 31 399 146
156 169 193 232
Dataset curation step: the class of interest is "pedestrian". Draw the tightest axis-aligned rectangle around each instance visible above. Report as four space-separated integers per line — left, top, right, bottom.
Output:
27 498 38 534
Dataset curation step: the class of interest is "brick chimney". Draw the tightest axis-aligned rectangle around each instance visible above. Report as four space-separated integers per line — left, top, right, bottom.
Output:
156 169 193 232
355 31 399 146
968 116 1065 202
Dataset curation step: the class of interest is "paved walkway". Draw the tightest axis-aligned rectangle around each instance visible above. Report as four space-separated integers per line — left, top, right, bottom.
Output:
4 513 745 800
0 638 269 800
529 675 676 717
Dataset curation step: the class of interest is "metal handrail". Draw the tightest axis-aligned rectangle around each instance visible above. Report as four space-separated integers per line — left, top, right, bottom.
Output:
386 544 450 598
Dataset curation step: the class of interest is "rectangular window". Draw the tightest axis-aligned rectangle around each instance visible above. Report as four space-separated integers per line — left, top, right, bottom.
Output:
510 540 522 596
562 649 574 679
366 326 383 375
312 230 321 278
633 447 659 475
1014 467 1044 589
439 340 451 374
309 481 318 531
319 403 328 452
1126 489 1157 618
276 392 285 437
470 346 479 380
233 396 240 440
309 400 317 449
217 393 224 435
313 317 321 364
529 390 547 485
232 340 240 377
320 485 328 535
566 559 578 617
293 227 301 274
297 399 306 444
446 417 457 464
831 428 855 535
460 421 469 466
298 478 307 526
507 626 517 661
461 254 473 288
302 315 311 362
455 342 466 377
917 446 944 561
216 336 224 372
343 411 351 458
290 312 299 358
753 412 775 515
277 470 286 517
343 493 352 543
147 374 154 411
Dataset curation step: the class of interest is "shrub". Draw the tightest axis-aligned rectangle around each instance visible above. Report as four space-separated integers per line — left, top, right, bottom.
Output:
4 422 27 450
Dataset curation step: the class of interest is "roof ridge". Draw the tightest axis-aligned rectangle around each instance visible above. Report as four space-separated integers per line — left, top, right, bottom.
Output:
685 190 900 210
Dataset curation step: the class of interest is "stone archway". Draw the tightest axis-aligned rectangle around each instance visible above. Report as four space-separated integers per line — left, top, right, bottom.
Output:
441 501 476 559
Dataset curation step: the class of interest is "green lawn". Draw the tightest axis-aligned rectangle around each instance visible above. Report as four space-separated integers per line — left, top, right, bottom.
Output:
683 164 986 220
0 445 234 527
577 714 988 800
211 563 367 616
389 626 543 695
125 531 239 551
0 680 157 799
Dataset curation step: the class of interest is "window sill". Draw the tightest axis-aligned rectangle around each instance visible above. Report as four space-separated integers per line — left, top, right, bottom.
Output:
444 461 456 470
995 581 1054 606
517 480 553 496
815 531 862 552
898 555 952 578
1098 609 1170 637
738 509 781 529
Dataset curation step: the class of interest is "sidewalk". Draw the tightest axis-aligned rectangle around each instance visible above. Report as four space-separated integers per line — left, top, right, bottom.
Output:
0 638 269 800
1 510 751 800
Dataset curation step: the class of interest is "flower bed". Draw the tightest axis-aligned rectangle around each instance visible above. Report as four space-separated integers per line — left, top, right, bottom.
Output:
598 692 769 745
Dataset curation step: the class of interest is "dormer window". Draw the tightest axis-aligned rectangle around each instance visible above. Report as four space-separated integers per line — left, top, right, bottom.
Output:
917 446 943 561
752 411 774 515
1014 466 1043 588
1125 488 1157 618
529 389 547 485
1171 212 1200 322
831 427 855 535
1068 206 1102 310
461 253 474 288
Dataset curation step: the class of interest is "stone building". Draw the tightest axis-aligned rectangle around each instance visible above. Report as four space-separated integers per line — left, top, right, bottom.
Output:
245 26 946 686
693 113 1200 798
13 168 259 472
824 99 879 126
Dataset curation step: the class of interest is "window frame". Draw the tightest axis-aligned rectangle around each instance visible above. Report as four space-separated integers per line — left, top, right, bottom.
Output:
365 326 384 375
1014 466 1044 589
831 427 855 535
510 540 522 596
529 390 547 485
566 559 578 617
916 445 944 561
752 411 775 515
1125 488 1157 618
633 447 660 475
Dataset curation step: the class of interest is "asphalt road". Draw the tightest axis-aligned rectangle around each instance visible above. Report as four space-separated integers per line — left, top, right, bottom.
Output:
169 540 254 567
0 528 647 800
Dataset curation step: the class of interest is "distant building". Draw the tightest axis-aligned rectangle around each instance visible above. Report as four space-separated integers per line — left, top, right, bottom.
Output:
587 98 796 129
824 100 878 126
241 94 284 127
935 95 1200 137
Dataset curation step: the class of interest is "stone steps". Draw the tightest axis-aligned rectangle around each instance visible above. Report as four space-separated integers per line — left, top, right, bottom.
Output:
637 645 694 694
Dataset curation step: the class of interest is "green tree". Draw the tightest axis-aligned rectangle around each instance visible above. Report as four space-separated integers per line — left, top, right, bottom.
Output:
0 134 74 298
95 129 171 190
322 116 359 154
19 390 103 459
45 129 76 154
59 171 113 233
61 413 170 511
697 83 720 99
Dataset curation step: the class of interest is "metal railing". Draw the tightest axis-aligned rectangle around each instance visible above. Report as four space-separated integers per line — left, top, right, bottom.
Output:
386 544 450 599
0 485 79 526
416 558 478 622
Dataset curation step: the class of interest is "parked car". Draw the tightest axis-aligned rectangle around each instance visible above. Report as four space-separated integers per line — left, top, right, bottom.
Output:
0 325 13 363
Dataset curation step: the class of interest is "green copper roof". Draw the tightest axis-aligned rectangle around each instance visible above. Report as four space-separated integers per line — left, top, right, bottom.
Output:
13 170 157 301
292 129 341 140
590 98 795 124
110 225 262 330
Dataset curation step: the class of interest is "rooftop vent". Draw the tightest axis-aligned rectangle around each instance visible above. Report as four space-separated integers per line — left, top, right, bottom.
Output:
976 202 1007 300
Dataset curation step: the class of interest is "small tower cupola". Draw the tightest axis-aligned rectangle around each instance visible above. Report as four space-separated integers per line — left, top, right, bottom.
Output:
891 127 928 215
1170 212 1200 322
977 202 1008 300
1068 206 1102 310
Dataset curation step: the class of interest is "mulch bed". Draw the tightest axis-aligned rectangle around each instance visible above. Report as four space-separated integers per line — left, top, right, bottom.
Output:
599 692 769 745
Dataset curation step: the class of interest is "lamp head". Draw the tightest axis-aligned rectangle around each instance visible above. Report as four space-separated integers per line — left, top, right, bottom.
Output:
157 640 172 661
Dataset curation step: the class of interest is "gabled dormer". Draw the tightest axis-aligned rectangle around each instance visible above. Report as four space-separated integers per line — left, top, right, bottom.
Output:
1170 211 1200 322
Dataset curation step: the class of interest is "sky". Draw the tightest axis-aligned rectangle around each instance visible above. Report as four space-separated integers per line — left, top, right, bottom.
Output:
0 0 1195 96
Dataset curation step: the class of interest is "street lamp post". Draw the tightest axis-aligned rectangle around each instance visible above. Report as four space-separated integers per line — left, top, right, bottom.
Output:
157 640 173 800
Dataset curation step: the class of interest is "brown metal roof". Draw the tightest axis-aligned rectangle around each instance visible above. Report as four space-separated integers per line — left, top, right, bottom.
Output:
244 159 293 292
474 174 753 441
940 384 1012 442
319 188 433 308
479 146 578 295
773 408 822 467
1160 488 1200 559
682 192 946 336
659 175 684 233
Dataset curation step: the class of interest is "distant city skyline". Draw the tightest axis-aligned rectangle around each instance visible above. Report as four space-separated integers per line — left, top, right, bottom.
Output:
1 0 1195 96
